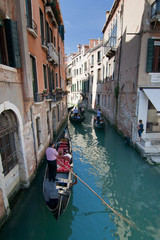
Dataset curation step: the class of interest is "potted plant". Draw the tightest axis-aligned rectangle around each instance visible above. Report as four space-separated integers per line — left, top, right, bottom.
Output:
52 89 56 95
43 89 49 97
56 87 62 93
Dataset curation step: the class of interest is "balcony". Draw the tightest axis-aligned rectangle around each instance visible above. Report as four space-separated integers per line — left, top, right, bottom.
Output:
45 6 57 27
34 93 44 103
47 43 59 65
26 16 38 38
41 39 48 52
104 36 117 59
151 0 160 22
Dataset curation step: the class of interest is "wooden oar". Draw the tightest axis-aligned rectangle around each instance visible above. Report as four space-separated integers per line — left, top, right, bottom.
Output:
57 159 136 228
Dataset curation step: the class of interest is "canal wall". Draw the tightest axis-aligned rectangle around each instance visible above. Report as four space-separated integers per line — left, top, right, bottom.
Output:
0 117 68 228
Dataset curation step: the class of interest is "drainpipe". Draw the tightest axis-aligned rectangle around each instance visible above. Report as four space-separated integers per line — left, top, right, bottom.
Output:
30 106 38 169
58 27 61 88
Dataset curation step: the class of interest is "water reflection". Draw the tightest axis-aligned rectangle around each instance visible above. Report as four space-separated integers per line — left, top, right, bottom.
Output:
69 111 160 240
1 111 160 240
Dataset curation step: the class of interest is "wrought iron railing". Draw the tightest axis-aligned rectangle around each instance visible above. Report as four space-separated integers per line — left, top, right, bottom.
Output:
151 0 160 19
34 93 44 102
26 16 38 35
104 36 117 56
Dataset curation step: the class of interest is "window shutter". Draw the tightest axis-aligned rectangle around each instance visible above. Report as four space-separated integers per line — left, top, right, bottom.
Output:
146 38 154 73
61 25 64 41
4 19 21 68
58 25 64 41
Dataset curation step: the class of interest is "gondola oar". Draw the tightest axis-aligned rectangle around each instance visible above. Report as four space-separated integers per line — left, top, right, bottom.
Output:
57 159 136 228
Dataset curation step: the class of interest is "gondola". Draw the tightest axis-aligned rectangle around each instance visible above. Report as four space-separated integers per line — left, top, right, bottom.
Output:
69 111 84 123
43 127 74 220
94 117 105 128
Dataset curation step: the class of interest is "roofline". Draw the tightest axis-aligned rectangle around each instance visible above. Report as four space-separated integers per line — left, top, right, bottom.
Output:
102 0 121 33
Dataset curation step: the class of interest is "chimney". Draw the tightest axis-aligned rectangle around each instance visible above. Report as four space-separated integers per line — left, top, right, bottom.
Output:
77 44 81 52
106 11 110 20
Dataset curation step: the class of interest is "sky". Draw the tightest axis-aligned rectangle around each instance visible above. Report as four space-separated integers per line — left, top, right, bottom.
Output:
59 0 114 56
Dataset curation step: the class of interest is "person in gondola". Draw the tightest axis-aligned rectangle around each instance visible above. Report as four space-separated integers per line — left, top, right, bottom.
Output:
97 108 101 124
78 103 82 113
64 150 72 163
74 107 78 118
46 143 59 181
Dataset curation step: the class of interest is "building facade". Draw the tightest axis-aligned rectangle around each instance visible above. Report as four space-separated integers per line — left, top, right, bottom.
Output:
102 0 160 146
67 0 160 153
0 0 67 225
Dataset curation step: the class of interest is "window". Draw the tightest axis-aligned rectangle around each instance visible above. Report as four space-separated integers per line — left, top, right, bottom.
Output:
97 51 101 63
30 55 38 95
40 8 44 45
46 21 49 44
50 28 53 43
0 19 21 68
48 66 52 91
36 117 41 147
54 36 56 48
25 0 32 28
43 65 47 89
81 64 83 73
0 111 18 176
91 54 94 66
56 72 58 87
52 69 55 90
0 20 8 65
91 71 94 86
97 68 101 83
146 39 160 72
84 62 87 72
105 62 108 82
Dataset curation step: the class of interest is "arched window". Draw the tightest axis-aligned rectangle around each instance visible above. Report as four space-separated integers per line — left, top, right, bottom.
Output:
0 110 18 176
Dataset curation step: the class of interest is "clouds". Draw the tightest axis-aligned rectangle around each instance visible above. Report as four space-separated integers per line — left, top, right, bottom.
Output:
64 20 71 29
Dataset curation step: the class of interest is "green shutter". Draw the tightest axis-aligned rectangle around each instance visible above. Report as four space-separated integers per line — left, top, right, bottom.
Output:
61 25 64 41
58 25 64 41
146 38 154 73
4 19 21 68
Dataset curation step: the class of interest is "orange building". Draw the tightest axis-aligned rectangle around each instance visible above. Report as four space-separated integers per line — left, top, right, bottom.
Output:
0 0 67 225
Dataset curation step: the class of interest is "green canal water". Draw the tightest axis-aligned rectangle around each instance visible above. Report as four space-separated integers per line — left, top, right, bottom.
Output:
0 112 160 240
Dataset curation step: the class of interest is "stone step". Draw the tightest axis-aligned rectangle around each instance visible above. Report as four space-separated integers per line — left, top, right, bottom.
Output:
150 156 160 164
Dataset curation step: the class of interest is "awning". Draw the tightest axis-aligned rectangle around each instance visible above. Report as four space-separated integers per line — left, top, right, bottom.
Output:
143 88 160 112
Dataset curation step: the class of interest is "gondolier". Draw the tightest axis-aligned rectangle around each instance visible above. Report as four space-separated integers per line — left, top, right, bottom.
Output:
46 144 58 181
97 108 101 124
43 126 75 220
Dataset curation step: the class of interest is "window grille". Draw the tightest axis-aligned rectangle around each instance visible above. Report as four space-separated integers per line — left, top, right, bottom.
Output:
0 111 18 176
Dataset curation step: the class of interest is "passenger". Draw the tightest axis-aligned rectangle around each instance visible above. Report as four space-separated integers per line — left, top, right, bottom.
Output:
64 150 72 163
137 119 144 143
74 107 78 118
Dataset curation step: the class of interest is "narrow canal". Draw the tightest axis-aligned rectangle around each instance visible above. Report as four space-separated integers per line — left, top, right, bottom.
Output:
0 111 160 240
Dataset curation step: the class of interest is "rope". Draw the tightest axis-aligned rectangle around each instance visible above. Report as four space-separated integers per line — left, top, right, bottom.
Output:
56 158 137 228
